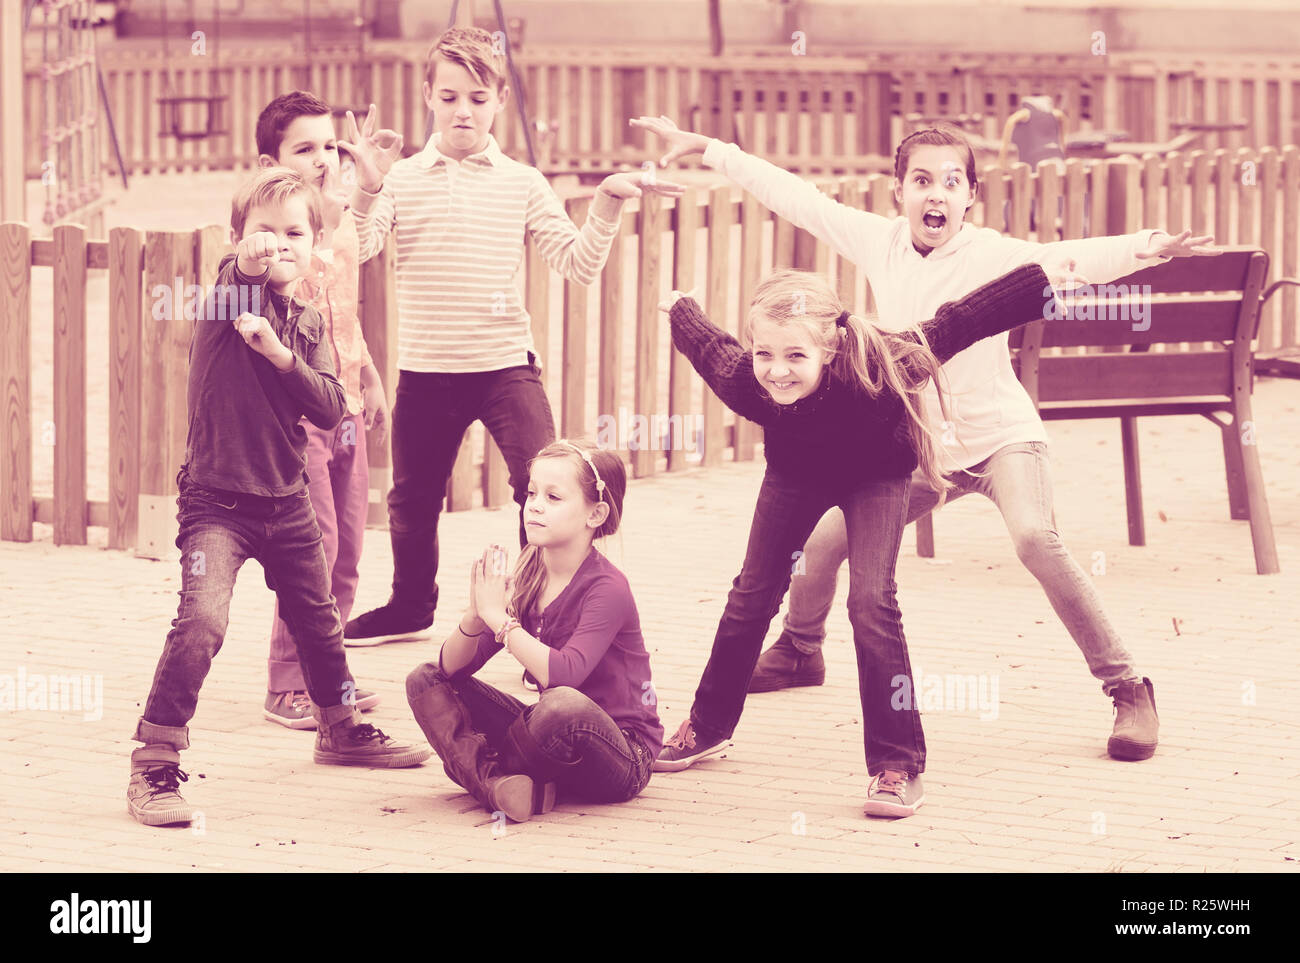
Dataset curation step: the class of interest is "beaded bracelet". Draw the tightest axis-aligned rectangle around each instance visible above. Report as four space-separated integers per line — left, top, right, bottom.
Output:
495 618 521 649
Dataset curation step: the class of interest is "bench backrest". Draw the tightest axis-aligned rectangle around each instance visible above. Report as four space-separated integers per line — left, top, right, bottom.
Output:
1010 247 1269 405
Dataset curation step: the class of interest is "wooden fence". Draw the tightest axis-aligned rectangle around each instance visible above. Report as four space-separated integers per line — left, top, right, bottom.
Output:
24 43 1300 180
3 145 1298 550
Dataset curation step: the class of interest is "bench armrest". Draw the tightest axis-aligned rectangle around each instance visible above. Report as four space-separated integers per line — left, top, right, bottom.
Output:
1260 277 1300 307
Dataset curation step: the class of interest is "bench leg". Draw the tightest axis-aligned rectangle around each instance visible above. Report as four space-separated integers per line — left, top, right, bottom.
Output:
915 512 935 559
1120 416 1145 546
1218 417 1250 520
1235 421 1280 575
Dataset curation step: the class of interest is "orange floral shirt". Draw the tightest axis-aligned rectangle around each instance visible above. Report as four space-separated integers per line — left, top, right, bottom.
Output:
293 213 373 415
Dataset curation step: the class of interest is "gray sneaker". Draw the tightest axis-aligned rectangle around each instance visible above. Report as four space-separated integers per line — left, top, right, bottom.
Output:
863 770 925 818
127 746 195 827
653 719 730 772
265 688 382 729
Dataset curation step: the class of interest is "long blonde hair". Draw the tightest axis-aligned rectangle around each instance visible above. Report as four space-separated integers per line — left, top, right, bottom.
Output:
748 269 953 496
508 439 627 625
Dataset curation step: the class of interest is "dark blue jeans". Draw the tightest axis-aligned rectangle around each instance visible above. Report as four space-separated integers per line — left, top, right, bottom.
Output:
135 469 355 750
388 363 555 618
406 662 653 803
690 469 926 776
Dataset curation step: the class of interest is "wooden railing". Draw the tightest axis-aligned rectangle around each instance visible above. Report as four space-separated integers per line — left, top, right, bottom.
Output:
24 44 1300 181
4 145 1298 550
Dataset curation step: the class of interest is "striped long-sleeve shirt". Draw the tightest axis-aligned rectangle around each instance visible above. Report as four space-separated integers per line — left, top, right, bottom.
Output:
352 133 625 373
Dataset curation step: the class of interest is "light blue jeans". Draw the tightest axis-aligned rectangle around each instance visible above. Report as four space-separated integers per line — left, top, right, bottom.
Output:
780 442 1142 694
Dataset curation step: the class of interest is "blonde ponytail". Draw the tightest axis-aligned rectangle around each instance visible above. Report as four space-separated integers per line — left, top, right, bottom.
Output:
835 314 952 499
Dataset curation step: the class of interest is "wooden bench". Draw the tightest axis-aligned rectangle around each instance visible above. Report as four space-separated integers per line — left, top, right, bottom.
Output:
913 247 1293 575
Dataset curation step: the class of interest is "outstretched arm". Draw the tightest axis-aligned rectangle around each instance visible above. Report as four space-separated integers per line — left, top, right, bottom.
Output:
661 291 772 425
631 115 893 270
917 263 1055 364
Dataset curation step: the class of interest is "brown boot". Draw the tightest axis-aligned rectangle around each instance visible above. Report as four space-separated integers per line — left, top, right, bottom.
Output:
406 673 537 822
313 703 430 768
748 635 825 693
1108 677 1159 761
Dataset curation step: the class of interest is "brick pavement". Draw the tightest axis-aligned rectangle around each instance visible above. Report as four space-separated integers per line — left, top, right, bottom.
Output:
1 378 1297 872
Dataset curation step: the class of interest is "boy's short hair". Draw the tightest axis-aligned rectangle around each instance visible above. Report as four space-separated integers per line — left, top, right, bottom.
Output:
255 90 332 159
231 167 323 240
425 26 506 90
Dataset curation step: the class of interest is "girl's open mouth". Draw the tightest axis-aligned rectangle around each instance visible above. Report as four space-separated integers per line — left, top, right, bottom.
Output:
922 211 947 236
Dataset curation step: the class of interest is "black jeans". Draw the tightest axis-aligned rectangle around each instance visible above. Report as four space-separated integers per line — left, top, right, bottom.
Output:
135 470 355 749
387 364 555 617
689 469 926 776
407 662 653 803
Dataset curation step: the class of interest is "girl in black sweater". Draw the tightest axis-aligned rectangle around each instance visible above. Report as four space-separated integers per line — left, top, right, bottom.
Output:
654 261 1065 817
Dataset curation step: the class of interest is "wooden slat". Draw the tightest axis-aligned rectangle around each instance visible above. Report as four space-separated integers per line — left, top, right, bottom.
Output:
837 178 863 311
598 210 624 440
525 235 551 391
1008 163 1031 240
1109 246 1259 293
1165 150 1187 237
1037 352 1232 402
1281 146 1299 349
0 222 32 541
1142 153 1162 230
1037 158 1062 243
865 174 893 315
359 236 397 526
1189 150 1211 238
633 193 662 478
1042 297 1242 347
561 196 590 438
668 189 698 472
1214 149 1234 244
1257 147 1280 352
445 431 475 512
703 185 730 467
482 435 510 509
135 230 191 560
981 164 1005 234
52 224 88 546
108 227 143 549
732 192 764 463
30 238 110 269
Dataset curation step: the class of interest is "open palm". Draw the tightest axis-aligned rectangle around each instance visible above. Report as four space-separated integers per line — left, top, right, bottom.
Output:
1137 229 1218 260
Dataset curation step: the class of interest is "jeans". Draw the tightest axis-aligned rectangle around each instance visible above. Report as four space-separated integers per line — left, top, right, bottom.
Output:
690 469 925 777
406 662 653 803
135 469 355 750
268 413 369 693
388 364 555 618
780 441 1141 693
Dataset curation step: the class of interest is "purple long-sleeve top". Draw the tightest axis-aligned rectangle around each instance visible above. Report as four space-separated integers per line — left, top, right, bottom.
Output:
448 548 664 757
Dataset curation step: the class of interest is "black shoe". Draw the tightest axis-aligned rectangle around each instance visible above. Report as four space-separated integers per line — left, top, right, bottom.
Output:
344 602 433 647
748 636 826 693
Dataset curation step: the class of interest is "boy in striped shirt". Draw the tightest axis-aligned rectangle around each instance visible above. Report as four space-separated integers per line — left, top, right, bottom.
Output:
342 26 683 644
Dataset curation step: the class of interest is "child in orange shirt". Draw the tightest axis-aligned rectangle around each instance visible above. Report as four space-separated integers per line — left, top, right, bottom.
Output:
254 91 390 728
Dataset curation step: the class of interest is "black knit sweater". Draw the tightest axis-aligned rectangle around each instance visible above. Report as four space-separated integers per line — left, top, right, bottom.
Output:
667 263 1051 488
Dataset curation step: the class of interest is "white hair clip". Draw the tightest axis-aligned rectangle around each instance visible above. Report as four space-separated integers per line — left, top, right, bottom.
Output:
562 441 606 502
